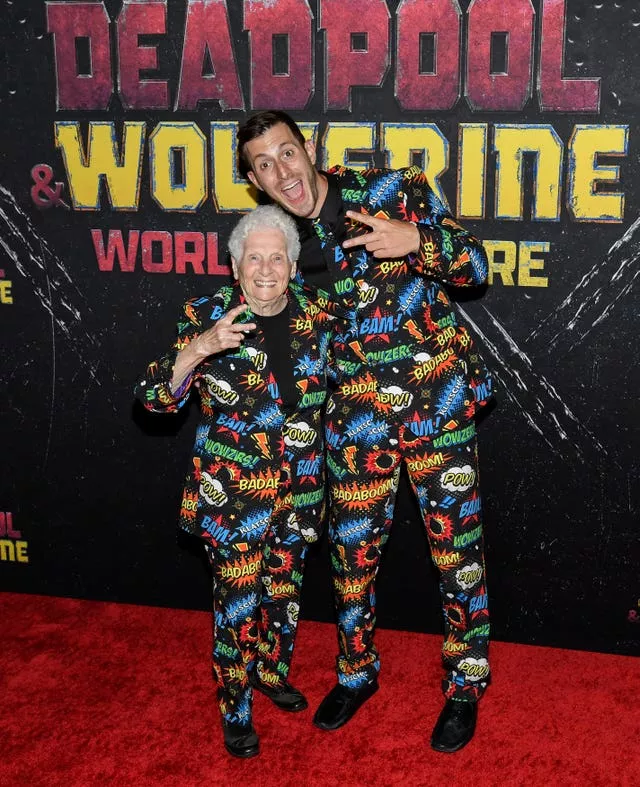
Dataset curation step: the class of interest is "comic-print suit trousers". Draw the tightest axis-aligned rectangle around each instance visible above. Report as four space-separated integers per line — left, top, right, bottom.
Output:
325 408 490 702
203 468 307 726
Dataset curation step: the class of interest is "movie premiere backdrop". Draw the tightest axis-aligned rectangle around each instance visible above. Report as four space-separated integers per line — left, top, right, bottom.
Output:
1 0 638 655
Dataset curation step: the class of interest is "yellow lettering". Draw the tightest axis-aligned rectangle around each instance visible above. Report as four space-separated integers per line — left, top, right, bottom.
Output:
270 582 296 596
381 123 449 207
149 122 207 212
16 541 29 563
210 121 255 212
518 241 549 287
0 280 13 304
568 125 627 222
379 260 405 275
494 125 562 221
433 552 462 566
485 240 517 286
443 641 468 653
323 122 375 171
0 540 15 561
457 123 487 220
55 121 144 210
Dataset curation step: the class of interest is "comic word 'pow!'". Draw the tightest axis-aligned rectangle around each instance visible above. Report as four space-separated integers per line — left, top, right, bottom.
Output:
441 466 476 492
283 422 316 448
377 386 412 411
457 658 490 681
456 563 483 591
200 472 228 507
205 377 240 406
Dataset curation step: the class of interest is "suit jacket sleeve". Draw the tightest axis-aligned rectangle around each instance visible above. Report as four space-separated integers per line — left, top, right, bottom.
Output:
135 298 206 414
399 166 489 288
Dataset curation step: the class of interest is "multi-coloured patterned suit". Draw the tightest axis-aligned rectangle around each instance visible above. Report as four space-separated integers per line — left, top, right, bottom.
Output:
136 281 333 725
301 165 493 701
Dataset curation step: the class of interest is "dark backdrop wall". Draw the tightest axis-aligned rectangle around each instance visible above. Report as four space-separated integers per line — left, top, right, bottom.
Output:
1 0 638 655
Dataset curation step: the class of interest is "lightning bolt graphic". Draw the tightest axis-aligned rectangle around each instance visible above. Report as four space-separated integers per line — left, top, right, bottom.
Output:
252 432 272 460
348 340 369 364
343 446 358 475
404 318 427 343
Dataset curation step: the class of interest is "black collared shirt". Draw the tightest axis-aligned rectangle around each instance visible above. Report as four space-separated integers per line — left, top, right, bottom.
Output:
295 173 346 291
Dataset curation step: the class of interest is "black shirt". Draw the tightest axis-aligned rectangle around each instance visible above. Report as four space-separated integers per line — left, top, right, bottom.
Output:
254 304 298 411
295 173 346 291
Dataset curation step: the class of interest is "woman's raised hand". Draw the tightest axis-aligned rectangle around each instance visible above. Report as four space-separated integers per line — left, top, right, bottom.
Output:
192 304 257 359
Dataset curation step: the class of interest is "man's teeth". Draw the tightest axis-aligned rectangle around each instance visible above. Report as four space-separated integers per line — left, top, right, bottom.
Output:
282 181 301 192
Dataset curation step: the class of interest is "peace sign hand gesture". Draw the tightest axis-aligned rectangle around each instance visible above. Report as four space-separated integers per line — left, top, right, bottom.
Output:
342 209 421 259
170 304 256 392
192 304 256 359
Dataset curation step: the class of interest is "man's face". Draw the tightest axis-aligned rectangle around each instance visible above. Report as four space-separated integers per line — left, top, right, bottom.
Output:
232 228 295 310
244 123 326 218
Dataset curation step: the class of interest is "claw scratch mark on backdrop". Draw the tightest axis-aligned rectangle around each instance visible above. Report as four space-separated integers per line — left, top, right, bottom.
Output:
528 215 640 352
42 241 56 472
459 305 606 463
0 183 114 393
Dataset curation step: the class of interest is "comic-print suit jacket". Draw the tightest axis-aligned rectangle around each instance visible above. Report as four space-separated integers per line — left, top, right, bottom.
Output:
136 281 333 545
303 166 492 443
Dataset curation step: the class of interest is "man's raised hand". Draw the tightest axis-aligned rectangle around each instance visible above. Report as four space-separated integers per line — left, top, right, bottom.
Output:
342 209 420 259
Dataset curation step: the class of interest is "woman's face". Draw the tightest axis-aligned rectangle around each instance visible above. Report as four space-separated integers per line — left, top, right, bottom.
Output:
232 228 295 310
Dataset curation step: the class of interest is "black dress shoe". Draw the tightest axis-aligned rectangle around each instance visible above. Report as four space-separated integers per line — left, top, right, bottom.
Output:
222 720 259 758
313 681 379 731
430 699 478 753
251 678 308 712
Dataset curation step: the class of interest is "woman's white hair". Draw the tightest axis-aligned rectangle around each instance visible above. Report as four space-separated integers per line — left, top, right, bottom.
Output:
228 204 301 263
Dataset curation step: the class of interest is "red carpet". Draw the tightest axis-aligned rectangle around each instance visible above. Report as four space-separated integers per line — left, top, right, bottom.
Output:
1 593 638 786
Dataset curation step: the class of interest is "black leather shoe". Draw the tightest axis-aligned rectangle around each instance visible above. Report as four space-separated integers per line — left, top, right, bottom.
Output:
313 681 379 730
430 699 478 753
251 678 308 712
222 720 259 758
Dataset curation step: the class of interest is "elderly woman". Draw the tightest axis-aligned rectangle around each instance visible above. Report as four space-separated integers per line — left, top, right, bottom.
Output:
136 205 333 758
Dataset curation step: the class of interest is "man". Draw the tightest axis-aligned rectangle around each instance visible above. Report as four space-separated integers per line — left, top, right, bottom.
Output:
237 111 492 753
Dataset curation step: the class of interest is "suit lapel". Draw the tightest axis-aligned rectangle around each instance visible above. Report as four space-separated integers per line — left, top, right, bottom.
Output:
313 168 372 364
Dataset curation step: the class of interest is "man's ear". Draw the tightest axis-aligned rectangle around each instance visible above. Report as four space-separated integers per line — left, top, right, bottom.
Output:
230 256 239 279
247 171 263 191
304 138 316 164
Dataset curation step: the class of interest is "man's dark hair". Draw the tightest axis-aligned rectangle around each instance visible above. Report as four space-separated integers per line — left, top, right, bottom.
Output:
237 111 306 179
